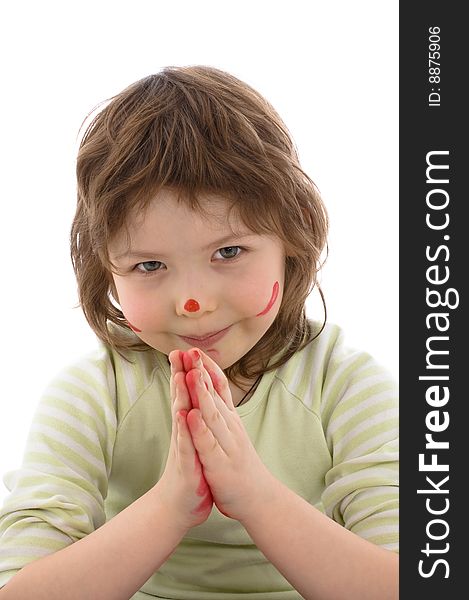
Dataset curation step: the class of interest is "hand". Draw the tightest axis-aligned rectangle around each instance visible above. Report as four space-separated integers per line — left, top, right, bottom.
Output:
184 349 276 523
155 350 213 532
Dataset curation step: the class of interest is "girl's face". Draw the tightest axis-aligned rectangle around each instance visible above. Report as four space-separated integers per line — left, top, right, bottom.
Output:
109 188 285 370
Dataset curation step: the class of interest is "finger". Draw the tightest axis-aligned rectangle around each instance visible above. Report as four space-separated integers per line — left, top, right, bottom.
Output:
169 349 184 400
182 350 193 374
185 349 215 396
176 409 196 468
195 368 235 427
195 349 235 410
169 349 185 379
176 410 213 507
184 353 235 424
186 408 226 464
186 370 234 454
173 371 192 416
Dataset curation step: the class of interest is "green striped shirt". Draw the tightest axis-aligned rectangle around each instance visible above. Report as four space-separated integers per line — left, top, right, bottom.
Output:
0 322 398 598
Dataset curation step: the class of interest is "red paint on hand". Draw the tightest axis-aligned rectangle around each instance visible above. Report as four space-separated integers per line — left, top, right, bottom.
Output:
192 492 213 515
182 351 192 374
178 409 213 516
186 370 201 409
192 452 213 515
183 349 201 372
256 281 280 317
184 298 200 312
195 458 209 496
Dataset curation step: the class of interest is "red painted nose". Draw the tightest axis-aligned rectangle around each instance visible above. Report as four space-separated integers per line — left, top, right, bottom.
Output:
184 298 200 312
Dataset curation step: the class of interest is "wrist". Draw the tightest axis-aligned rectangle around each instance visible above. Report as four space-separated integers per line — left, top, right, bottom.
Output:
149 483 192 538
237 472 286 528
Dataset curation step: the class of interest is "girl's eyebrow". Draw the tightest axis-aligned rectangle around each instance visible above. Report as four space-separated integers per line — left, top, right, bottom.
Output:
114 232 256 260
201 232 255 250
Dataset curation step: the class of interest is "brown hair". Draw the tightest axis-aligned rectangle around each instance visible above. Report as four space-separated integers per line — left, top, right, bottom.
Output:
71 65 328 385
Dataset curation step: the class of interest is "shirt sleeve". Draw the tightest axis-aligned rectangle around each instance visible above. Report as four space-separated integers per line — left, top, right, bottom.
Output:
319 337 399 553
0 346 117 588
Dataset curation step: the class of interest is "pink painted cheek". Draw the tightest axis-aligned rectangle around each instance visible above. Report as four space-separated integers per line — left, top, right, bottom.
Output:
119 297 146 333
256 281 280 317
120 294 161 335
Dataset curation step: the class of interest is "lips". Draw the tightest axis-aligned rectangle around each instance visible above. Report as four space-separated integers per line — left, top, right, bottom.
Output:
178 325 232 348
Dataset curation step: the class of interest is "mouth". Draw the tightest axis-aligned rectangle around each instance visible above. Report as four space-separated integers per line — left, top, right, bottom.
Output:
178 325 232 348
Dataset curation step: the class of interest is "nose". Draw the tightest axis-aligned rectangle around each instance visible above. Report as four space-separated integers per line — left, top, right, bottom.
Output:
173 269 218 317
184 298 200 313
175 292 217 317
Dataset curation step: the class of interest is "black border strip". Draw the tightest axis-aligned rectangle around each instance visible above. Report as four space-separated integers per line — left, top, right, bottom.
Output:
400 2 466 596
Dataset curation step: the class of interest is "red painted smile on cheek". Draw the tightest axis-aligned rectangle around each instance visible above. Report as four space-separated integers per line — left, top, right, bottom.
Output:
256 281 280 317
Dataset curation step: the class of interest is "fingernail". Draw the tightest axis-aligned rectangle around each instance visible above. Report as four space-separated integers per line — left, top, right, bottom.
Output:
193 350 200 362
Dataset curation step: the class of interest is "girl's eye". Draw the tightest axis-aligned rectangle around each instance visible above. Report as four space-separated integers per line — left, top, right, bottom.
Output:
214 246 242 260
135 261 164 274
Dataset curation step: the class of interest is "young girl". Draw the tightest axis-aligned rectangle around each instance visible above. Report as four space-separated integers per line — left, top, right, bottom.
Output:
0 66 398 599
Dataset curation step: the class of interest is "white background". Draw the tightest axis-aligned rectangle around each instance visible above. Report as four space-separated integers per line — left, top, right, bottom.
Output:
0 0 398 503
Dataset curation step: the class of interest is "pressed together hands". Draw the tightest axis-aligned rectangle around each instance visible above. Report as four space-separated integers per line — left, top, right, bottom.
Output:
0 347 399 600
158 348 275 532
156 350 399 600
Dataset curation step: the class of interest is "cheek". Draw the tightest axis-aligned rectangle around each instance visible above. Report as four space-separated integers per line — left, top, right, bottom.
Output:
236 246 285 318
256 281 280 317
236 277 281 318
114 282 162 332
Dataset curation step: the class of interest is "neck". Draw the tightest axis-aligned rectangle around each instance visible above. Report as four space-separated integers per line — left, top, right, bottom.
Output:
229 375 261 407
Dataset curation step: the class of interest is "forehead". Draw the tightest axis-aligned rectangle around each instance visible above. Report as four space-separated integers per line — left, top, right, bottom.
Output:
109 188 253 256
136 189 243 230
